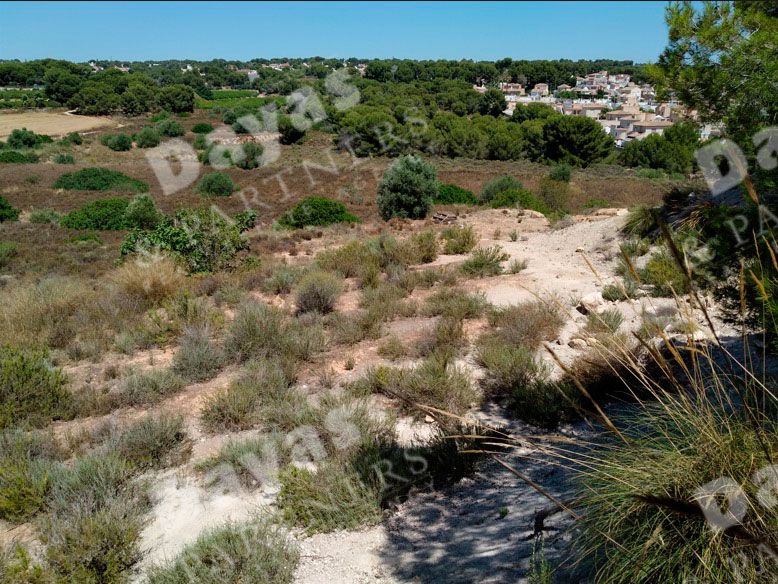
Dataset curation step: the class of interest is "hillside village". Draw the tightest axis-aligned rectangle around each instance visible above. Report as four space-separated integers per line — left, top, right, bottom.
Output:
475 70 721 145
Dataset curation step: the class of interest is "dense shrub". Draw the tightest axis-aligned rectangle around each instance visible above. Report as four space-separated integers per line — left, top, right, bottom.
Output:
197 172 235 196
101 133 133 151
0 347 71 429
233 142 263 170
0 150 38 163
61 132 83 145
435 183 478 205
133 127 161 148
549 163 572 182
487 188 550 214
112 414 187 470
460 246 510 277
54 153 74 164
123 193 162 230
0 431 57 522
156 119 185 137
118 368 185 406
7 128 51 149
121 207 247 273
294 271 342 314
641 250 689 296
234 209 257 232
440 224 477 254
278 196 359 228
191 122 214 134
279 115 306 145
0 196 20 222
172 327 225 382
53 167 149 192
376 155 438 220
479 175 524 204
111 255 183 305
60 198 130 230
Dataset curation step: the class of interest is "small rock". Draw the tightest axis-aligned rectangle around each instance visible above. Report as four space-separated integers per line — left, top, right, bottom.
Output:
568 338 587 349
575 247 584 253
576 292 604 315
424 415 435 424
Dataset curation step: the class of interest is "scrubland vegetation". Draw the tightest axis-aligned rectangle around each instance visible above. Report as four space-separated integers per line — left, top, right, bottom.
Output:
0 2 776 581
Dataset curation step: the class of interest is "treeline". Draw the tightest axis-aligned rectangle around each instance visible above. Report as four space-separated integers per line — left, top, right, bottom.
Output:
333 101 615 167
0 60 195 115
363 58 650 88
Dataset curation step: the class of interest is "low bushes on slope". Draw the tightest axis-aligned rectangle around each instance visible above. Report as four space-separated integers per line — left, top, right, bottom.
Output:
53 168 149 193
277 196 359 228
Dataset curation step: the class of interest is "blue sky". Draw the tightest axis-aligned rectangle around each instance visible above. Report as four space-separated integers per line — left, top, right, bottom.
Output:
0 1 670 63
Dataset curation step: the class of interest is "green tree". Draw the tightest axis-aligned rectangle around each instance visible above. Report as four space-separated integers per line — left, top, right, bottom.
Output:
657 1 778 140
157 84 195 113
121 82 158 116
43 68 84 104
67 83 121 115
543 115 613 167
376 155 438 220
478 88 507 117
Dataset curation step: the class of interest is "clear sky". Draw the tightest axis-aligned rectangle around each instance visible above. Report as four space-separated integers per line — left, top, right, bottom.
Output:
0 1 670 63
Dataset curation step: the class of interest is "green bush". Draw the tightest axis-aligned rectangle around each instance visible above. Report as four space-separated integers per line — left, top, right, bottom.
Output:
435 183 478 205
278 464 382 534
171 327 225 382
134 127 161 148
0 242 17 267
279 115 306 145
0 347 72 430
479 175 523 204
538 176 571 213
233 142 263 170
156 119 185 137
441 224 477 254
7 128 51 149
101 133 133 152
548 163 572 182
197 172 234 196
422 287 487 319
146 520 299 584
112 414 187 470
118 368 185 406
191 122 214 134
121 208 247 273
54 153 74 164
234 209 257 232
376 155 438 220
0 150 38 163
53 168 149 193
123 194 162 230
641 250 689 296
61 132 83 145
60 198 130 230
0 196 20 222
278 196 359 228
0 430 57 522
583 198 609 209
487 188 550 214
294 271 342 314
44 499 145 584
460 245 509 277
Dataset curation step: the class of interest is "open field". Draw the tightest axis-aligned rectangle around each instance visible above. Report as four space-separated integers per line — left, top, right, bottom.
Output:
0 110 117 138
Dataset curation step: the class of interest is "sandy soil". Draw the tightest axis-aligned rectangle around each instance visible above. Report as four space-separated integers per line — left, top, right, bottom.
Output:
0 111 116 138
